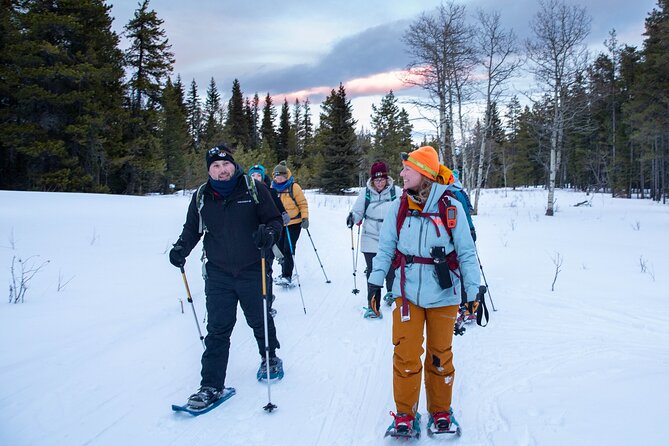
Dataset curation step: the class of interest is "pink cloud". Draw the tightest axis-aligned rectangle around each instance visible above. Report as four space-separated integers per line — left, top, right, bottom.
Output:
274 68 426 103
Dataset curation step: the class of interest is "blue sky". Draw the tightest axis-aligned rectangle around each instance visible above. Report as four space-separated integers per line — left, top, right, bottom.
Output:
109 0 658 138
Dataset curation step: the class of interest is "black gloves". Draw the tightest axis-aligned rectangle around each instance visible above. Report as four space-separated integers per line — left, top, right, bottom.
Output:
169 244 186 268
346 212 354 228
253 224 275 250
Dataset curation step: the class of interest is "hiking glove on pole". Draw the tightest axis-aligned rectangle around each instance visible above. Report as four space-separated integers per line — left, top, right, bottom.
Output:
169 244 186 268
346 212 354 229
253 225 275 250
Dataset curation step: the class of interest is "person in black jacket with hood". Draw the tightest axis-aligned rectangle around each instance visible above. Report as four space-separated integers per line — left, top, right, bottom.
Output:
169 145 284 410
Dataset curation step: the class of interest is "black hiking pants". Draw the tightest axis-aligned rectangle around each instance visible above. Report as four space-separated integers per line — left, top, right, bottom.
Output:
364 252 396 311
200 262 280 390
278 224 301 279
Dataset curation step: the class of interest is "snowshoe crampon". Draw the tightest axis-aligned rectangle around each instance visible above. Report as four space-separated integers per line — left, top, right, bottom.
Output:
171 387 236 416
384 411 421 440
426 409 462 437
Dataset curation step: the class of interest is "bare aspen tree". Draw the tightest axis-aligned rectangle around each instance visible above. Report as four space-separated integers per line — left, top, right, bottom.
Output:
403 1 475 173
526 0 591 216
473 9 522 214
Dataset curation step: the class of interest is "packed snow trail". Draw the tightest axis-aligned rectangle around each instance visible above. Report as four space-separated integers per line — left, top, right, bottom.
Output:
1 189 668 445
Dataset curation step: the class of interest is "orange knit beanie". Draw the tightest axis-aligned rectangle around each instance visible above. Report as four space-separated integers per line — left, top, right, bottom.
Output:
402 146 440 180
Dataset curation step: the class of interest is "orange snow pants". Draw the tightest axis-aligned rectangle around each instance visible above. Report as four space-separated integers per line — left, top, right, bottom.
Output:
392 298 459 416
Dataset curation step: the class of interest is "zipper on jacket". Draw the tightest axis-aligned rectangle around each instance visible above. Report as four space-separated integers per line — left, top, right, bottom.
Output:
416 216 426 306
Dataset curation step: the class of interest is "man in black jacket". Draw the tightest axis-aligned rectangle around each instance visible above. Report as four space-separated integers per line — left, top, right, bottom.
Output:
169 145 284 409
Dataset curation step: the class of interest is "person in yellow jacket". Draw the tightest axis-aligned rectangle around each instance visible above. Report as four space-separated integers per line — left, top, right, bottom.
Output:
271 161 309 286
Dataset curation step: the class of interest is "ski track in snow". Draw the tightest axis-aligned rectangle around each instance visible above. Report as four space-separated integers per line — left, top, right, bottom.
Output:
1 188 668 446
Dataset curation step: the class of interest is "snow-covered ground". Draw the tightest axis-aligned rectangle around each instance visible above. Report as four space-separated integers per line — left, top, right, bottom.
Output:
1 187 667 446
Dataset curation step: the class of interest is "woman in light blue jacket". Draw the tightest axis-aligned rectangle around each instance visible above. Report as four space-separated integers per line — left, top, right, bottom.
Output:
368 146 480 437
347 161 401 318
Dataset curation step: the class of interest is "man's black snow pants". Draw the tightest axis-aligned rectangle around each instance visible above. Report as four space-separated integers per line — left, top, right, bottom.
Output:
200 262 280 390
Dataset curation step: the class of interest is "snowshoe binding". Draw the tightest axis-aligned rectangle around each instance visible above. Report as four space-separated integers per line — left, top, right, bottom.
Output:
257 356 284 381
384 411 421 439
383 292 395 306
363 307 382 319
274 276 296 289
172 386 236 416
427 409 462 437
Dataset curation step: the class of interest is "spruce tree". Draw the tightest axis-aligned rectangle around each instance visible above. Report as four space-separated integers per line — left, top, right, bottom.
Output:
122 0 174 194
201 77 224 150
224 78 248 149
1 0 126 192
248 93 260 150
370 91 413 179
160 78 189 193
277 99 291 162
319 84 358 193
260 93 276 160
185 79 202 153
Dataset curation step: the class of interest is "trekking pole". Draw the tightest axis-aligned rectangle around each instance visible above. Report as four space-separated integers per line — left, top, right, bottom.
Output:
285 227 307 314
475 250 497 311
180 266 206 350
304 228 331 283
260 243 277 412
350 227 359 294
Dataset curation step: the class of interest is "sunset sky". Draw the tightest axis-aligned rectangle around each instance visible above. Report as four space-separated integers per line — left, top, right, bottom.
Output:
109 0 658 139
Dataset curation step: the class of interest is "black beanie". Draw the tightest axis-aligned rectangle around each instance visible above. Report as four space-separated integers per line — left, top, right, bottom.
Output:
206 144 235 169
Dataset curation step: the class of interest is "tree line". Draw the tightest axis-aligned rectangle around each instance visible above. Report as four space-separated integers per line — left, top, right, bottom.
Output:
1 0 667 204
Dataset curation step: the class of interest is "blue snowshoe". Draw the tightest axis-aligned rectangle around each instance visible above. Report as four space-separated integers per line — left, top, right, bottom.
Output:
383 292 395 306
257 356 284 381
363 307 382 319
172 386 236 416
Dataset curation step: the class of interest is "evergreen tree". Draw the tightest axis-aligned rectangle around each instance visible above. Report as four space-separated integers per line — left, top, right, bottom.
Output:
160 78 189 192
276 99 291 162
185 79 202 153
122 0 174 194
292 98 303 167
618 45 642 197
625 0 669 201
370 91 413 179
248 93 260 150
1 0 126 192
302 97 314 151
223 78 248 149
0 1 21 189
319 84 358 193
201 77 223 150
260 93 276 160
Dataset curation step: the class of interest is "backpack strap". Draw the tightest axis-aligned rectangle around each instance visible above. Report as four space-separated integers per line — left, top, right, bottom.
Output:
244 174 260 204
196 182 208 234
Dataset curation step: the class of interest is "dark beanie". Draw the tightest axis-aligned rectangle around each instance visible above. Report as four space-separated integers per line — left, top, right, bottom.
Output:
370 161 389 179
206 144 235 169
273 160 289 176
